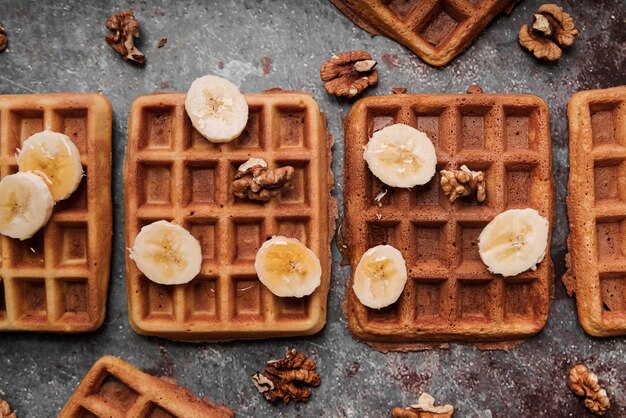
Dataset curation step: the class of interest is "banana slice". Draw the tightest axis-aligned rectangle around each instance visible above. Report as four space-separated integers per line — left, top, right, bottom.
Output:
17 130 83 202
363 123 437 188
185 74 249 143
478 208 549 277
254 236 321 298
353 244 408 309
129 220 202 285
0 172 54 240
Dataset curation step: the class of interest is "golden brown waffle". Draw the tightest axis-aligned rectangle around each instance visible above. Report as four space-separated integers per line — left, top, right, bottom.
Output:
58 355 233 418
329 0 516 67
564 85 626 337
124 91 335 341
343 91 554 351
0 93 112 332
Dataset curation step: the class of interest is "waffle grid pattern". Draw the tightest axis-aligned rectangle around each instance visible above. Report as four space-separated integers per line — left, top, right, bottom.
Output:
59 356 232 417
0 94 111 332
125 92 331 340
330 0 515 66
344 93 553 348
567 86 626 336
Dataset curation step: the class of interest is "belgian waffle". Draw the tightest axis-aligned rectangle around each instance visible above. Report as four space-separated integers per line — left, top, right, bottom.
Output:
124 90 335 341
564 85 626 337
329 0 516 67
343 91 554 351
0 93 112 332
58 355 233 418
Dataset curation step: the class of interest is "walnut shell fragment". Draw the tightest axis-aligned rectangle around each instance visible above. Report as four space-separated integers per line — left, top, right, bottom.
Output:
391 393 454 418
232 158 294 201
569 364 611 416
105 10 145 64
251 348 321 404
0 400 16 418
320 50 378 98
519 4 578 61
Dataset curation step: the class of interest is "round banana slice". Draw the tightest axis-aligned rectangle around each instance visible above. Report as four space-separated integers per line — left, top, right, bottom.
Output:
363 123 437 188
478 208 549 277
129 220 202 285
17 130 83 202
254 236 322 298
353 244 408 309
185 74 249 143
0 172 54 240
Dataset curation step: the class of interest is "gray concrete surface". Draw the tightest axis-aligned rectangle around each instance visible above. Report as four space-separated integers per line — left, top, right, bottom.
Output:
0 0 625 417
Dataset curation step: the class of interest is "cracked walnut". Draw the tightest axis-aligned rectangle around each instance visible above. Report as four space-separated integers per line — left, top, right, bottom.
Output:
569 364 610 416
519 4 578 61
105 10 145 64
232 158 294 201
320 50 378 98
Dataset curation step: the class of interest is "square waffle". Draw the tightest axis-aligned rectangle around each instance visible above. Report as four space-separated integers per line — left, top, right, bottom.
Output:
124 91 335 341
329 0 516 66
58 355 233 417
343 91 554 351
0 93 112 332
564 85 626 337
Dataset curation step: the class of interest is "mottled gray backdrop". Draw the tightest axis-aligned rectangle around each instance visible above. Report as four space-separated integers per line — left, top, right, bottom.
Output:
0 0 625 417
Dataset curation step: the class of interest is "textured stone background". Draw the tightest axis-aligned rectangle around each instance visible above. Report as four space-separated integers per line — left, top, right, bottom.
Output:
0 0 625 417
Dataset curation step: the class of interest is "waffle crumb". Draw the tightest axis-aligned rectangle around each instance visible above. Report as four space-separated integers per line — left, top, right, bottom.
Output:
440 165 486 203
105 10 145 64
0 399 16 418
232 158 294 201
519 4 578 61
391 392 454 418
251 348 320 404
569 364 611 416
0 23 7 52
320 50 378 98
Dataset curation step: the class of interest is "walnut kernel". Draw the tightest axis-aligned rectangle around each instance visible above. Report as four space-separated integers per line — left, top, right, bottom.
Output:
569 364 610 416
440 165 486 203
105 10 145 64
232 158 294 201
0 23 7 53
391 392 454 418
519 4 578 62
0 400 16 418
320 50 378 98
251 348 320 404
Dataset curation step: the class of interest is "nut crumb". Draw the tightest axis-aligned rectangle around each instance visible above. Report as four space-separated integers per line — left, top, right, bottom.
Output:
466 85 483 94
251 348 320 404
0 399 16 418
0 23 7 53
440 165 486 203
392 392 454 418
519 4 578 61
391 87 407 94
569 364 610 416
320 50 378 98
232 158 294 201
105 10 145 64
158 38 167 48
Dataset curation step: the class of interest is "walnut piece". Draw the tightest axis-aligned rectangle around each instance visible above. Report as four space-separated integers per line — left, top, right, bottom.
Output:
232 158 294 201
0 399 16 418
569 364 610 416
440 165 486 203
105 10 145 64
158 38 167 48
251 348 320 404
391 393 454 418
0 23 7 53
320 50 378 98
519 4 578 61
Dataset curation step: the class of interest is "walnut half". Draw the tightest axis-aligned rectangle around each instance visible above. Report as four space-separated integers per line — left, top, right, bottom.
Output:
251 348 321 404
0 399 17 418
391 393 454 418
0 23 7 53
569 364 611 416
519 4 578 61
320 50 378 98
440 165 486 203
105 10 145 64
232 158 294 201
